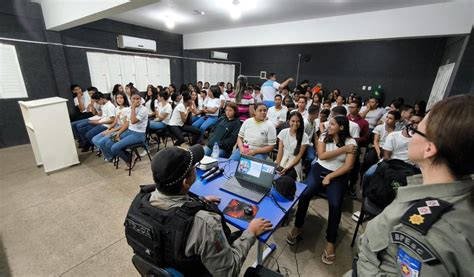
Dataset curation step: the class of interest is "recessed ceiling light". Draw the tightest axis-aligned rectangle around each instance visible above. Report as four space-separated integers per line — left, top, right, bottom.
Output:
193 9 205 15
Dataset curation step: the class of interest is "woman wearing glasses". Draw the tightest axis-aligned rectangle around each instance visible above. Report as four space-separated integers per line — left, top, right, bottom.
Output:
348 95 474 277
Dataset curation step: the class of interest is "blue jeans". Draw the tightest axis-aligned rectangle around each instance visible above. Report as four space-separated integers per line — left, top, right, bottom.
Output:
92 131 115 160
111 130 146 164
192 116 219 142
229 148 267 161
305 146 316 163
361 163 378 194
192 116 200 123
71 118 89 140
76 120 94 146
149 120 167 131
85 125 107 146
204 146 228 158
295 162 349 243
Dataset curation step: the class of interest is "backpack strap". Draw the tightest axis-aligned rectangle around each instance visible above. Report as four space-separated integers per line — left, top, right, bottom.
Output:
400 197 453 235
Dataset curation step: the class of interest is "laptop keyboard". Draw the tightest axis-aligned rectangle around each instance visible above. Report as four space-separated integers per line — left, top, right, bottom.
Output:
225 177 269 194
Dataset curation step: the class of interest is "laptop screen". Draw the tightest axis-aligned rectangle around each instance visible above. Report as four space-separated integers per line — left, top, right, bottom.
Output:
235 156 276 188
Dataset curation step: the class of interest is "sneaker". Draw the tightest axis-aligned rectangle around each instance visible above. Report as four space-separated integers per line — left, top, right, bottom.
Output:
138 149 147 157
286 227 301 245
352 211 361 222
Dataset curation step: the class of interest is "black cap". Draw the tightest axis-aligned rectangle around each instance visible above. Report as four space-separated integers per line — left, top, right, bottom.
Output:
151 145 204 190
273 176 296 200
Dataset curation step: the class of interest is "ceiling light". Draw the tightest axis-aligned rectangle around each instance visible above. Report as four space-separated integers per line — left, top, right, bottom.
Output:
165 16 175 29
193 9 205 15
230 9 241 20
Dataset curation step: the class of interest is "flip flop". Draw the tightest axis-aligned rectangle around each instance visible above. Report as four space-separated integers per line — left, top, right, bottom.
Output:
322 249 336 265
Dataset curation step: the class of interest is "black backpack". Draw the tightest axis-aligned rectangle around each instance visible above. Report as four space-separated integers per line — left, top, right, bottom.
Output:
365 159 420 208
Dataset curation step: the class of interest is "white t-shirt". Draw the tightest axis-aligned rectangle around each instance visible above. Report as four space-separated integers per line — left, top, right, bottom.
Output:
261 80 280 101
127 106 148 133
156 102 172 125
204 97 221 117
383 131 412 163
360 107 385 129
278 128 310 157
238 118 277 150
115 106 129 126
267 106 288 126
220 92 229 101
197 96 206 111
145 99 153 114
323 120 360 139
99 101 116 128
303 117 317 145
169 103 188 127
373 123 392 147
317 135 357 171
73 93 91 113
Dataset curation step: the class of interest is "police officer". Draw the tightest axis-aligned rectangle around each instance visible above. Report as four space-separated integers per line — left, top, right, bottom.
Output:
148 145 273 276
346 95 474 276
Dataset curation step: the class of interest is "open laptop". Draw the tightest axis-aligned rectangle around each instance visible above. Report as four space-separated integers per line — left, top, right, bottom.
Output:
220 155 276 203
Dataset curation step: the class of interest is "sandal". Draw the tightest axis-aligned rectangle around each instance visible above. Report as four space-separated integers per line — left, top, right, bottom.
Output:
321 249 336 265
286 227 301 245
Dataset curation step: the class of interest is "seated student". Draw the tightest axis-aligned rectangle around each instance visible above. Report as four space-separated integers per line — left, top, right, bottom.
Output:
192 85 221 143
190 90 202 123
204 102 241 158
144 85 158 118
149 91 172 131
396 104 414 131
77 91 116 152
92 92 129 161
125 83 145 105
168 92 200 146
348 95 474 277
331 95 347 111
296 96 308 118
283 95 295 109
110 93 148 169
379 98 404 124
170 91 182 110
275 111 309 181
69 84 92 122
267 94 288 128
253 85 263 105
138 145 272 276
311 93 323 109
359 97 385 130
321 106 360 141
110 84 124 106
322 100 332 111
287 116 357 265
218 81 229 109
315 109 330 140
230 103 277 161
72 86 100 145
302 105 320 172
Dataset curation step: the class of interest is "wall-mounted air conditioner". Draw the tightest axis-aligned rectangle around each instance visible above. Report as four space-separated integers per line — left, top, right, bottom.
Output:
117 35 156 52
210 51 228 60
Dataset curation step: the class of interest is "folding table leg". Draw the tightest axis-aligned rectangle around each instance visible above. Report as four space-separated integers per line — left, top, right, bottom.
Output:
252 241 276 267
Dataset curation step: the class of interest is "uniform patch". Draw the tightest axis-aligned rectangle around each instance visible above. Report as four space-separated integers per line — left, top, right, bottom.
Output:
409 214 424 225
401 197 453 235
214 232 225 253
391 231 438 262
417 206 431 215
425 200 439 207
398 247 421 277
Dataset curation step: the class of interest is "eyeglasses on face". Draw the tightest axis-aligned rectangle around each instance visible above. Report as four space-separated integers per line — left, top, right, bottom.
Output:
407 124 427 138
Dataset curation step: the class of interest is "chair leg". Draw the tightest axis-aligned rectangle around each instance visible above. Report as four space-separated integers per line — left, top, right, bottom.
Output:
351 208 366 247
114 157 119 169
145 145 152 161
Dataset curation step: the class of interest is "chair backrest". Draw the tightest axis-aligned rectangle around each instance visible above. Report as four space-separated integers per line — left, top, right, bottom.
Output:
132 255 183 277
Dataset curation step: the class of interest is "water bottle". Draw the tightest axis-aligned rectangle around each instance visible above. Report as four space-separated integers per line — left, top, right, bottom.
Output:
211 142 219 159
243 140 249 154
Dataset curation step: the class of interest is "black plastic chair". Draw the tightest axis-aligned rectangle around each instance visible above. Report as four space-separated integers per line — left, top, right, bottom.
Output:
350 197 384 247
131 255 183 277
114 142 152 176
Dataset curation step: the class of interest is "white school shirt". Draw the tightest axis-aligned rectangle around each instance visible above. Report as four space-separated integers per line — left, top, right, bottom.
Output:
323 120 360 139
267 106 288 127
372 123 392 148
115 106 129 126
360 106 385 129
277 128 310 181
156 102 172 125
73 93 91 113
127 105 148 133
145 99 153 114
168 103 188 127
383 131 412 164
99 101 116 128
204 97 221 117
317 135 357 171
238 118 277 150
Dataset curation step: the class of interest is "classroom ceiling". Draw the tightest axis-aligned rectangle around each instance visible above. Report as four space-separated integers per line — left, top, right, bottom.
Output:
108 0 450 34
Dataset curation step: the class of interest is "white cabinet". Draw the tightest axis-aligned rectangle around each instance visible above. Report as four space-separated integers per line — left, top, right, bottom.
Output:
18 97 80 174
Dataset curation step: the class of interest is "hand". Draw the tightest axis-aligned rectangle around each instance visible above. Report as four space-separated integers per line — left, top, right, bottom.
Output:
113 133 121 142
204 196 221 204
288 78 294 82
246 150 256 156
248 218 273 236
102 130 111 135
322 175 332 186
279 167 289 176
344 144 357 154
240 147 249 155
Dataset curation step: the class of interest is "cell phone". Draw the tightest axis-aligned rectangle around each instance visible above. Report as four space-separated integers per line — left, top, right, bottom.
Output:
276 166 284 173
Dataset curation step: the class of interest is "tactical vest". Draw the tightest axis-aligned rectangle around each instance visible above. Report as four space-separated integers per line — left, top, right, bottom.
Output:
124 185 232 276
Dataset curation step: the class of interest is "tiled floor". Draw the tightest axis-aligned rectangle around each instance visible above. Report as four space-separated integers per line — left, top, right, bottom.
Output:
0 144 364 276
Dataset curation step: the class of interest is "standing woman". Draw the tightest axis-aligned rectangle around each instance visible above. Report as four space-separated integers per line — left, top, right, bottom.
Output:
149 91 172 131
275 111 309 181
192 85 221 143
350 95 474 276
230 76 254 121
287 116 357 265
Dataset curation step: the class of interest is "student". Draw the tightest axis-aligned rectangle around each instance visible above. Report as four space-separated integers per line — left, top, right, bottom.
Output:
304 91 313 109
204 102 241 158
226 82 233 95
110 84 124 106
149 91 172 131
77 92 116 152
267 94 288 128
203 81 210 90
383 114 424 164
170 92 182 110
144 85 158 117
168 92 200 146
253 85 264 105
192 85 221 143
190 90 201 123
322 100 332 110
311 93 323 109
414 100 427 115
69 84 92 122
359 97 385 129
110 93 148 169
287 116 357 265
396 104 414 131
230 103 277 161
229 79 255 121
283 95 295 109
366 110 400 169
275 111 309 181
218 81 228 109
92 92 130 161
198 89 207 115
322 106 360 141
296 96 308 118
261 73 294 107
303 105 320 171
315 109 330 140
349 95 474 277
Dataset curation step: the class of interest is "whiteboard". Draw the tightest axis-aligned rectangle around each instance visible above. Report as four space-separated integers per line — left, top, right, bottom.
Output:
0 43 28 99
427 63 455 109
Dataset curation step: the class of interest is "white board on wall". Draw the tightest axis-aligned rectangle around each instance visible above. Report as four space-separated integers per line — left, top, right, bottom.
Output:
0 43 28 99
427 63 455 109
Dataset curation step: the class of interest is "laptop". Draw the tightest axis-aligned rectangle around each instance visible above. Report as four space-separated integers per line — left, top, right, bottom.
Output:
220 155 277 203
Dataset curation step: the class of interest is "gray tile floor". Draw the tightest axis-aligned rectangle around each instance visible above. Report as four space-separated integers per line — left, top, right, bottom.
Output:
0 144 365 277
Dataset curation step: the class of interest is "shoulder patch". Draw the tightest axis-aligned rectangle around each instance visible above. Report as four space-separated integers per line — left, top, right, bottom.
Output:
397 247 421 277
390 231 438 263
400 197 453 235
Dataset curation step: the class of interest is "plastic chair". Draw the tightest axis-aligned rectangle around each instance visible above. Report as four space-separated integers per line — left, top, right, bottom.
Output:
114 142 152 176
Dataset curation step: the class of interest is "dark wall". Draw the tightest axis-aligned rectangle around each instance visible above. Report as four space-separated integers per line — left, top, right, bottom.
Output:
236 38 447 105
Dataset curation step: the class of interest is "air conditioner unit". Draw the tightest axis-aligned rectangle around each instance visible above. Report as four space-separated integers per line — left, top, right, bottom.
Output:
210 51 228 60
117 35 156 52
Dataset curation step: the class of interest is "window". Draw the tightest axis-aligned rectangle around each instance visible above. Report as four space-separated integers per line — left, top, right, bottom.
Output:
196 61 235 86
0 43 28 99
86 52 171 93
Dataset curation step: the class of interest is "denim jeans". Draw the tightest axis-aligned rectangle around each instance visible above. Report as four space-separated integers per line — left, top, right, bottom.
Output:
192 116 219 142
229 148 267 161
71 118 89 140
110 130 146 164
361 163 378 195
149 120 167 131
204 145 228 158
294 162 349 244
85 125 107 146
76 120 94 146
92 131 115 160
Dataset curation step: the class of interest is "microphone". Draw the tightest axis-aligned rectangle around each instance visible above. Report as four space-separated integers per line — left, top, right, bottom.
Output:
200 166 219 179
203 168 225 182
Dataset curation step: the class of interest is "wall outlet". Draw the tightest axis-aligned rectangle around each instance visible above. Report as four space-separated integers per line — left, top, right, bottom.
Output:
362 86 366 90
367 86 372 90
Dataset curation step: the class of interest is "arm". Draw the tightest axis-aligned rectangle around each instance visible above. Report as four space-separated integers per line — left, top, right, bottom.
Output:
206 106 219 115
77 95 85 112
236 136 245 153
279 78 294 89
275 139 284 165
373 133 381 158
248 145 274 156
317 141 355 160
113 119 129 140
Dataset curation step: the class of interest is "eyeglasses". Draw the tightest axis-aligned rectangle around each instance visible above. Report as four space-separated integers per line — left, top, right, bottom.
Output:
407 124 427 138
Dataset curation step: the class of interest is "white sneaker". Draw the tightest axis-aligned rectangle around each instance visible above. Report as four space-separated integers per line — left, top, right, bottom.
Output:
352 211 361 222
139 149 147 157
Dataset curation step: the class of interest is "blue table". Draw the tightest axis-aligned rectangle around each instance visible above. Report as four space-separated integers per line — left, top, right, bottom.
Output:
190 159 307 265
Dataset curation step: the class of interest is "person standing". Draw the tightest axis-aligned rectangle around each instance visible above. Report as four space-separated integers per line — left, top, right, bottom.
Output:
261 73 293 107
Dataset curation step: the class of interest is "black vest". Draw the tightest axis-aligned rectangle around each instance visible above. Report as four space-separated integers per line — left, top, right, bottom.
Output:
124 185 232 276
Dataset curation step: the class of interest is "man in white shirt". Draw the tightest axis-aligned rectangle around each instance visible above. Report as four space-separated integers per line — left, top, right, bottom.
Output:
261 73 293 107
383 114 424 164
267 94 288 128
